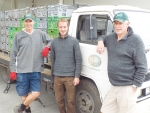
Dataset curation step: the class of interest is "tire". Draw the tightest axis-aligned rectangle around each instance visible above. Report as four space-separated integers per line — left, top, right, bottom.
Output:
76 79 102 113
0 65 9 83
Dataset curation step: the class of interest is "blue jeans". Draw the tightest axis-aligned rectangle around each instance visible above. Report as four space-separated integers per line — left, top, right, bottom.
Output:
16 72 41 96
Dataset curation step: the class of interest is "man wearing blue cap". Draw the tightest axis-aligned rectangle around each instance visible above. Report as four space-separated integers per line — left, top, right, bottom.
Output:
9 13 52 113
97 12 147 113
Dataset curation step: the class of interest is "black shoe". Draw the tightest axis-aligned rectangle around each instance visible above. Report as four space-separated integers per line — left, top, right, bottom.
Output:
13 106 23 113
25 107 31 113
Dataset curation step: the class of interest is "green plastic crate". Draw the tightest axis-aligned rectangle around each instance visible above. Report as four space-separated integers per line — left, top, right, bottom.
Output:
20 18 24 28
47 29 59 38
9 36 14 43
9 38 13 51
47 19 58 29
9 43 12 51
47 17 59 29
8 27 22 36
34 18 38 28
8 27 15 36
47 16 70 29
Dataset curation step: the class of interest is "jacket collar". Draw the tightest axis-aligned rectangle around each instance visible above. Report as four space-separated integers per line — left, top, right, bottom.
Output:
127 26 134 37
115 26 134 41
59 34 69 39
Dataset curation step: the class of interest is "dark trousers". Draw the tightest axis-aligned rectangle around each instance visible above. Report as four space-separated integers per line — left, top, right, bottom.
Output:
54 76 76 113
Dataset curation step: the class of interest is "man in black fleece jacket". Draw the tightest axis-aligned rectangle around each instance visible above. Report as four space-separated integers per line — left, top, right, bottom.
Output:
50 18 82 113
97 12 147 113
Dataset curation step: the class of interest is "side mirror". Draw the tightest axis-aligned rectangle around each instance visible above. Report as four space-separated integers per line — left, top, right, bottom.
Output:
107 19 114 35
85 15 97 40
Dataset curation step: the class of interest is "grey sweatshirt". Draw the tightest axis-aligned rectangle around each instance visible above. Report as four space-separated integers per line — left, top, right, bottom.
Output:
50 35 82 78
10 29 52 73
98 27 147 87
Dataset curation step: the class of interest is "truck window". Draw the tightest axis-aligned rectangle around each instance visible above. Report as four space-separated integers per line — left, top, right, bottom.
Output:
76 14 113 44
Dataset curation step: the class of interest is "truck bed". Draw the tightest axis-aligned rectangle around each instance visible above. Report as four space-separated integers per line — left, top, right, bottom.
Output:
0 51 51 77
0 52 10 66
41 68 51 77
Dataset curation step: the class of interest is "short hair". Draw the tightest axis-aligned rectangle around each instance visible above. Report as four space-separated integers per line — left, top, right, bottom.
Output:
113 20 129 24
125 20 129 23
57 18 69 27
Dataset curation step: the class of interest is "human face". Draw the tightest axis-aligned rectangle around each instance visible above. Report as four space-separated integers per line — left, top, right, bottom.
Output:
58 21 69 38
24 19 34 30
113 21 130 36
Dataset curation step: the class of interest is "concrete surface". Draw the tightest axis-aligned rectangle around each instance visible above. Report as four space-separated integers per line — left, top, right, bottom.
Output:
0 76 150 113
0 77 59 113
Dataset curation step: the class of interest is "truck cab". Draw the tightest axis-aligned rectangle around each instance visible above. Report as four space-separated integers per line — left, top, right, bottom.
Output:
0 4 150 113
68 5 150 113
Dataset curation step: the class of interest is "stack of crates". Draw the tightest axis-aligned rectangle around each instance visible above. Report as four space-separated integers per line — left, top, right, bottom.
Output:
0 11 6 51
30 6 47 30
47 4 77 38
47 16 59 38
0 4 77 53
7 9 21 51
8 8 30 51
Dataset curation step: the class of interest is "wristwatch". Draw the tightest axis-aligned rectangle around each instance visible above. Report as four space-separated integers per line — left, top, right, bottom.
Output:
132 85 138 89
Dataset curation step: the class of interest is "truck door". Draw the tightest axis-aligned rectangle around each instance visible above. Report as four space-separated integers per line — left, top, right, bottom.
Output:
75 13 114 98
69 13 114 113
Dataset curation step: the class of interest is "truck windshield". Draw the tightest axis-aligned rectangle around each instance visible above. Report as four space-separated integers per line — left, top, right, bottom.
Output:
115 11 150 49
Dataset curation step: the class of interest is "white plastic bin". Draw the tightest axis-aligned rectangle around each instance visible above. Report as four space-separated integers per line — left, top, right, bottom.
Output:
37 17 47 29
48 4 77 17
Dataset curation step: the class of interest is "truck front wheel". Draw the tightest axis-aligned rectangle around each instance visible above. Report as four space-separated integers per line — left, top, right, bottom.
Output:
76 79 102 113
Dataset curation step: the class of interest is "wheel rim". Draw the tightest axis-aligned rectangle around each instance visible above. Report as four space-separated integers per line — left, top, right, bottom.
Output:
76 90 94 113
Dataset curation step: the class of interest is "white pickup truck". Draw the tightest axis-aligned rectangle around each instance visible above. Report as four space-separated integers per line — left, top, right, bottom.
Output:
0 5 150 113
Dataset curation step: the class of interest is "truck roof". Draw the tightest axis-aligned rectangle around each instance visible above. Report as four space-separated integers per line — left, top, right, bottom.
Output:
73 5 150 13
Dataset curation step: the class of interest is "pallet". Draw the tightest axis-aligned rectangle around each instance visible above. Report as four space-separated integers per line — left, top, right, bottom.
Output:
3 50 10 56
0 50 10 56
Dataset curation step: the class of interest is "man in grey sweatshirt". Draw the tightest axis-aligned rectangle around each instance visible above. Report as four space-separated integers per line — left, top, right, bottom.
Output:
97 12 147 113
50 18 82 113
9 13 51 113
